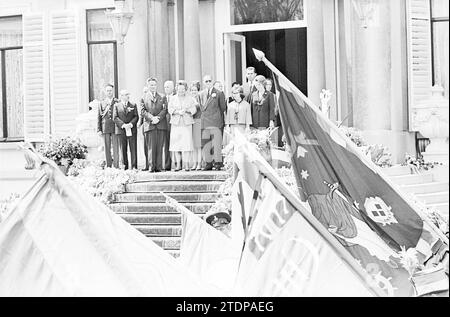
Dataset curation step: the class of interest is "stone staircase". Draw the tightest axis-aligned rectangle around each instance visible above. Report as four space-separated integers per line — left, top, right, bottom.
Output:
109 171 228 257
384 165 449 220
109 165 449 257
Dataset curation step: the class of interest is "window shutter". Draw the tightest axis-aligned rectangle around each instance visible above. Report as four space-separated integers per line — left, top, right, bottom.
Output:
23 13 50 142
406 0 433 130
49 11 81 137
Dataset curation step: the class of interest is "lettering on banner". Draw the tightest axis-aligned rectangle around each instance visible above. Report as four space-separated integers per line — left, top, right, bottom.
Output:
248 198 296 260
271 236 320 296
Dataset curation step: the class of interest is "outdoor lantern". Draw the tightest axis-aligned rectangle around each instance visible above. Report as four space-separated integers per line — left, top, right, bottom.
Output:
352 0 379 28
105 0 134 44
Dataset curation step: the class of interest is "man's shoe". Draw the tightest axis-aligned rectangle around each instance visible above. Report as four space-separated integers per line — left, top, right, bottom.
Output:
142 168 149 171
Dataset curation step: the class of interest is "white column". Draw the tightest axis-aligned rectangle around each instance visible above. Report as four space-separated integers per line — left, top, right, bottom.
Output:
183 0 202 83
352 0 391 131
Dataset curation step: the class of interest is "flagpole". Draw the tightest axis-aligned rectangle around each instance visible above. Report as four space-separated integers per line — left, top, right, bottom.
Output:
252 48 449 246
233 131 386 297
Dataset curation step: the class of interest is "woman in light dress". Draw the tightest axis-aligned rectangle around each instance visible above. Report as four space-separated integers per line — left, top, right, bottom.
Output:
224 86 252 144
168 80 197 171
190 81 203 171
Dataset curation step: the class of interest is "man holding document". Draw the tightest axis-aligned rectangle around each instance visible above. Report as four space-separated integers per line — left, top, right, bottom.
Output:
113 89 139 170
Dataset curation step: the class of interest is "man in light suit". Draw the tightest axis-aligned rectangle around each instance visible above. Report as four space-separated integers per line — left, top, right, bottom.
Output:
242 66 258 103
141 78 168 173
113 90 139 170
97 84 120 168
199 75 227 171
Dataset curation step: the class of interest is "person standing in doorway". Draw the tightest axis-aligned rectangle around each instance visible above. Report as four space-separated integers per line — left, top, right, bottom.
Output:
97 84 120 168
113 90 139 170
243 66 257 103
141 77 168 173
199 75 227 171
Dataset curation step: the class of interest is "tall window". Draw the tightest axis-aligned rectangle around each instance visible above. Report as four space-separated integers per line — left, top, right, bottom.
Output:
0 15 23 141
431 0 449 98
87 9 118 101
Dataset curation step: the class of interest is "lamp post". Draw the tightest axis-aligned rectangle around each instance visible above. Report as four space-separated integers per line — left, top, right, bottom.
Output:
352 0 379 28
105 0 134 45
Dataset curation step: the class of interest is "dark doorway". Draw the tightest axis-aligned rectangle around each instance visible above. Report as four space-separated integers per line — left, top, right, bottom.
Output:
240 27 307 95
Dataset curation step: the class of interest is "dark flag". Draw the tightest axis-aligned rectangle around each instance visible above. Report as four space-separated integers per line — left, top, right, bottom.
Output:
256 52 448 296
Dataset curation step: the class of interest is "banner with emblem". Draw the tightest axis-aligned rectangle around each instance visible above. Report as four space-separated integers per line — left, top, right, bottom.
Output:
250 49 448 296
232 138 383 297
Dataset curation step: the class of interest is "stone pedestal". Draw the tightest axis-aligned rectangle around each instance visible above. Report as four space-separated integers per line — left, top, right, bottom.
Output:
412 85 449 165
75 101 103 162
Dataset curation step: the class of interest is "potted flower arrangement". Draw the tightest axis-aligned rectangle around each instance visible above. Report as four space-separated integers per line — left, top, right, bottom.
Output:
38 137 88 175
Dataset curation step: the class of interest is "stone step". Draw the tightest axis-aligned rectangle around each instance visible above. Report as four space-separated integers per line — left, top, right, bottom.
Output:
110 202 213 214
134 224 182 237
429 203 449 218
400 182 449 195
390 173 434 185
114 192 221 203
415 192 449 205
119 213 183 225
151 237 181 250
125 181 223 193
120 213 207 225
383 165 413 177
134 171 229 182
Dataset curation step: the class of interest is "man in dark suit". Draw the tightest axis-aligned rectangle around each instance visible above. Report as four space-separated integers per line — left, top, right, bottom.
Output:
141 77 168 173
113 90 139 170
97 84 119 168
199 75 227 171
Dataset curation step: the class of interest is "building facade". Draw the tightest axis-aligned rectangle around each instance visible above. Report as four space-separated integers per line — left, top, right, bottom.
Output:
0 0 448 163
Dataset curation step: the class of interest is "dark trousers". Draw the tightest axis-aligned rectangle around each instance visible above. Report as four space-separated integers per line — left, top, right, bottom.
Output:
103 133 120 168
164 127 171 170
118 133 137 170
143 131 149 170
145 129 165 172
201 127 223 166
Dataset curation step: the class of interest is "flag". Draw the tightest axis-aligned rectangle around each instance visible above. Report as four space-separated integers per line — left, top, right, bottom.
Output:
233 145 381 296
267 55 448 296
164 194 240 293
0 160 212 296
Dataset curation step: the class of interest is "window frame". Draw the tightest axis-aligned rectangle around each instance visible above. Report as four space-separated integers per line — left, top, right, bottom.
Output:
430 0 449 86
86 8 118 101
0 14 23 142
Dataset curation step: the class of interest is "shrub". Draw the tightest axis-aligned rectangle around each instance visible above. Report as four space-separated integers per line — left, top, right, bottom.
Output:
38 137 88 167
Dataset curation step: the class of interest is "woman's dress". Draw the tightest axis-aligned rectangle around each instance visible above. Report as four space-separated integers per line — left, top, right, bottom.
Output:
168 96 197 152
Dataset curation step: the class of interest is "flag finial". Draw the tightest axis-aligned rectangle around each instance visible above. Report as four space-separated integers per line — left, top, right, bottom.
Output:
252 48 265 61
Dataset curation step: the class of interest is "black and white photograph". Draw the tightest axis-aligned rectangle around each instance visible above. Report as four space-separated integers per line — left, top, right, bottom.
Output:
0 0 448 300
